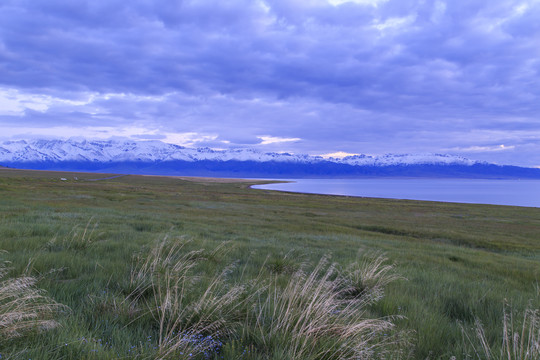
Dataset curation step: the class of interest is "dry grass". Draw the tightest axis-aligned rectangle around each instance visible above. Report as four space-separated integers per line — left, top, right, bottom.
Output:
250 256 410 359
0 252 67 341
128 238 247 359
127 239 410 359
45 217 99 252
340 251 404 302
462 302 540 359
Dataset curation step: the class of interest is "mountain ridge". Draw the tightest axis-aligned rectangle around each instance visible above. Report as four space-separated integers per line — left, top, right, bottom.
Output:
0 138 479 166
1 139 539 179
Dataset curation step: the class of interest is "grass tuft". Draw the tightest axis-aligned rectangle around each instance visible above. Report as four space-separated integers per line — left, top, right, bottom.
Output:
0 252 68 341
265 251 300 275
246 256 409 359
126 239 409 359
461 301 540 359
45 217 99 252
128 238 247 359
339 251 404 303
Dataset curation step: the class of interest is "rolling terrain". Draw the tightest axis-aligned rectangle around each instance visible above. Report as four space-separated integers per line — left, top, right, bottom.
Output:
0 168 538 359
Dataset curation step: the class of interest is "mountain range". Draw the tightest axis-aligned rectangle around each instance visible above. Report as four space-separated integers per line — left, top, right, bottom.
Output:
1 139 539 179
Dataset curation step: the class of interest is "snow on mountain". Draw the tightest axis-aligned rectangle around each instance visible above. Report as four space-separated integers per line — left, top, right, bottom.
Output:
0 139 480 166
337 153 477 166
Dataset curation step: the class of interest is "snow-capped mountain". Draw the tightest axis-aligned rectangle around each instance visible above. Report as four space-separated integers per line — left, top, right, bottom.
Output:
2 139 539 179
0 138 477 166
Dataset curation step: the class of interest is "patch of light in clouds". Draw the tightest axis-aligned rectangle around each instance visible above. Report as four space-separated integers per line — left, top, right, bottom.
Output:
320 151 360 159
258 136 302 145
328 0 388 6
513 3 529 16
0 125 156 141
0 123 224 149
0 89 51 115
0 87 173 116
373 15 417 32
162 133 219 147
449 145 516 152
430 1 447 23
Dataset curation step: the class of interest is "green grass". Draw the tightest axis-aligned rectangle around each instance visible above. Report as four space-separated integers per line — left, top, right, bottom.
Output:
0 168 538 359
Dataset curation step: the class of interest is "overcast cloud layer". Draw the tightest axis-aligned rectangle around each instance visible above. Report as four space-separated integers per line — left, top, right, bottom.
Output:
1 0 539 166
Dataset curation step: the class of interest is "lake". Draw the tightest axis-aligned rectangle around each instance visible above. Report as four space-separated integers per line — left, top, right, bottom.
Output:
252 178 540 208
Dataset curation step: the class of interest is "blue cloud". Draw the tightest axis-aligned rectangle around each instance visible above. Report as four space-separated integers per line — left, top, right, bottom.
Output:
0 0 539 166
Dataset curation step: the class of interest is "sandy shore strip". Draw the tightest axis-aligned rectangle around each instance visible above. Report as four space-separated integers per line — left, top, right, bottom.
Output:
139 174 287 184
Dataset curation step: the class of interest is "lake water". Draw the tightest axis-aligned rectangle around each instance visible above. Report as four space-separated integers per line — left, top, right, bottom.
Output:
252 178 540 208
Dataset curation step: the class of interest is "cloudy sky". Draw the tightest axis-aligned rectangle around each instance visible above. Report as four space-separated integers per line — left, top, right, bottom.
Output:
0 0 539 166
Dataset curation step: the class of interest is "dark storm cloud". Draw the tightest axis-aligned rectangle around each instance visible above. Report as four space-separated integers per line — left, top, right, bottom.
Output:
1 0 540 165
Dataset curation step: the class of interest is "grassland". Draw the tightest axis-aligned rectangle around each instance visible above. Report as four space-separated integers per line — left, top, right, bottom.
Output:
0 168 538 359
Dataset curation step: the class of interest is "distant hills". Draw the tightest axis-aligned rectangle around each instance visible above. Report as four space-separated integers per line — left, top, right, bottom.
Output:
1 139 540 179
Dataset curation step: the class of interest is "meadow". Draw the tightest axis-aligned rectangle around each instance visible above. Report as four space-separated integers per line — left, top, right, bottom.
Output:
0 167 538 359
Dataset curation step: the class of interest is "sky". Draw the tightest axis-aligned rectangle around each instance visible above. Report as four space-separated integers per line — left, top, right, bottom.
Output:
0 0 539 167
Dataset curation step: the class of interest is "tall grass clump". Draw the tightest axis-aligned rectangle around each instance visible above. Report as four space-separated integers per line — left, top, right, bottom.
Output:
339 251 404 302
461 302 540 359
128 238 248 359
127 238 410 359
0 251 68 341
45 217 99 252
242 255 409 359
